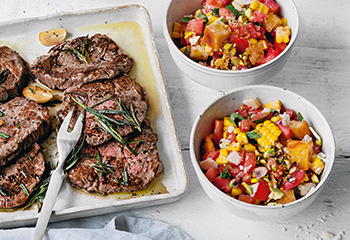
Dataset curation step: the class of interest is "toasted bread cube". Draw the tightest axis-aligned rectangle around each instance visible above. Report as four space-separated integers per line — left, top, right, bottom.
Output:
287 140 313 170
203 20 231 52
265 13 282 32
289 120 312 140
276 189 296 204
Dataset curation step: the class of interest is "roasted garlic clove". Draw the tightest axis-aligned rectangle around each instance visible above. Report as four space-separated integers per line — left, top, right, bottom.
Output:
23 86 53 103
39 28 67 47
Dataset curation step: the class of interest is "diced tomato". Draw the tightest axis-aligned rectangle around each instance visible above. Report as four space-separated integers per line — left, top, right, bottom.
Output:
227 164 241 176
258 47 279 65
267 158 284 179
237 65 248 70
230 21 250 38
202 150 220 161
313 145 320 154
219 7 235 19
274 38 287 54
252 11 267 24
243 152 256 173
226 131 237 142
251 111 273 123
242 173 252 185
205 167 219 182
253 180 271 202
246 22 261 39
276 123 294 140
229 35 250 52
258 0 280 13
203 0 230 10
240 119 251 132
238 194 256 204
212 119 224 144
234 108 249 118
282 169 305 190
284 109 295 119
187 19 204 35
213 176 232 193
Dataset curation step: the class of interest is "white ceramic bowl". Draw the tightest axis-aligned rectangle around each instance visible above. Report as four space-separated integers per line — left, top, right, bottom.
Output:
190 85 335 220
164 0 299 90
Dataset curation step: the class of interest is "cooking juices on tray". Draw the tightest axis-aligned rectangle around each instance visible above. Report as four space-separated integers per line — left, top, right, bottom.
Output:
172 0 291 70
200 98 325 205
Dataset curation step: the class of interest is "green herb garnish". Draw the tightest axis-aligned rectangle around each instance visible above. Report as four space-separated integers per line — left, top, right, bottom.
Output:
181 16 192 23
220 166 232 179
0 186 7 196
28 87 35 94
28 154 33 162
21 170 27 178
59 35 89 64
0 110 3 117
116 98 141 132
212 8 219 17
230 112 243 126
64 131 86 171
16 121 20 129
113 166 130 186
20 183 29 196
0 132 9 139
91 95 113 108
0 69 8 85
226 4 244 17
198 13 208 23
0 86 9 101
253 22 264 26
297 112 304 121
87 149 115 178
242 182 253 195
22 175 50 211
246 131 261 139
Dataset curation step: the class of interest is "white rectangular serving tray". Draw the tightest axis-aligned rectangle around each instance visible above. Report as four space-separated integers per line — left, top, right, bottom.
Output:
0 5 187 228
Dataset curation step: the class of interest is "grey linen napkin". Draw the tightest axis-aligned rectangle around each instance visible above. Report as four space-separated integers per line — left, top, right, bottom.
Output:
0 215 194 240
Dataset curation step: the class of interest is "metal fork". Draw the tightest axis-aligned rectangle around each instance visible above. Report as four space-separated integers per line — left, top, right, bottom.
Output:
32 108 84 240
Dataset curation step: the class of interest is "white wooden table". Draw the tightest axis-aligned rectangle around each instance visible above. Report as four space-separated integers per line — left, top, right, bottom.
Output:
1 0 349 239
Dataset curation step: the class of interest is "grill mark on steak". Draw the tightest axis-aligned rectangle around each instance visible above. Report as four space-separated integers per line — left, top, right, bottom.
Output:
31 34 133 90
65 121 163 195
0 46 28 102
0 143 46 209
57 75 148 146
0 97 51 167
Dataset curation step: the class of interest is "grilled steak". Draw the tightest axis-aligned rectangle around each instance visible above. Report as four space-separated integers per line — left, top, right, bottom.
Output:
57 75 148 146
65 121 163 195
31 34 133 90
0 46 28 102
0 143 46 209
0 97 51 167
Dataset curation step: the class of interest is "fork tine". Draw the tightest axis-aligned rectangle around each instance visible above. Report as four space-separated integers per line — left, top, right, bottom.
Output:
71 109 85 134
58 107 75 135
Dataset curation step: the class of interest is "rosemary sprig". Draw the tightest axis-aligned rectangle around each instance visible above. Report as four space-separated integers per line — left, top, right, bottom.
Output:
70 95 129 126
90 95 113 108
70 95 137 155
28 154 33 162
113 166 130 186
0 86 9 101
0 132 9 139
0 69 8 85
116 98 141 132
64 131 86 171
22 175 50 211
0 110 3 117
59 35 89 63
0 186 7 196
87 149 114 178
20 183 29 196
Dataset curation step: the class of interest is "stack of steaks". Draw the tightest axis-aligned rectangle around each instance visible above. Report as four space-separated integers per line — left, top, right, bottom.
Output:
0 47 50 209
32 33 164 195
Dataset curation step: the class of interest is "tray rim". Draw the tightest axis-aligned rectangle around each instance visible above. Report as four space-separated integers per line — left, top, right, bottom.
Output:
0 4 188 228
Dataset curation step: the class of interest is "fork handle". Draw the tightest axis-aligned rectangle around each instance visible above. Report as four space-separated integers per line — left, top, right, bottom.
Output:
32 167 65 240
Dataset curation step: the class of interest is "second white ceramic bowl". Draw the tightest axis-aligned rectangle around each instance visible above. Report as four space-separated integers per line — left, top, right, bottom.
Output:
190 85 335 220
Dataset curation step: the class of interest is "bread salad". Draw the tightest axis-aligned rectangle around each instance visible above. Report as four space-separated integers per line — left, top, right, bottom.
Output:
200 98 326 205
172 0 291 70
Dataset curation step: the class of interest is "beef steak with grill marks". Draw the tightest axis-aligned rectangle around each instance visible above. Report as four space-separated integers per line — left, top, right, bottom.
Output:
0 97 51 167
31 34 133 90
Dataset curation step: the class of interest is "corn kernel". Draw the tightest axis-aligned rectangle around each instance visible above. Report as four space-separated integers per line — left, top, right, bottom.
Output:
243 143 256 153
234 128 242 134
220 148 229 157
263 100 282 110
233 142 241 152
271 116 282 122
237 133 249 145
281 18 288 27
245 8 253 21
302 172 309 182
251 178 259 184
249 38 258 45
231 187 242 196
255 123 263 131
310 156 325 175
311 174 319 184
250 0 261 10
259 3 269 14
184 31 193 39
276 26 291 43
238 15 248 23
216 154 228 165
